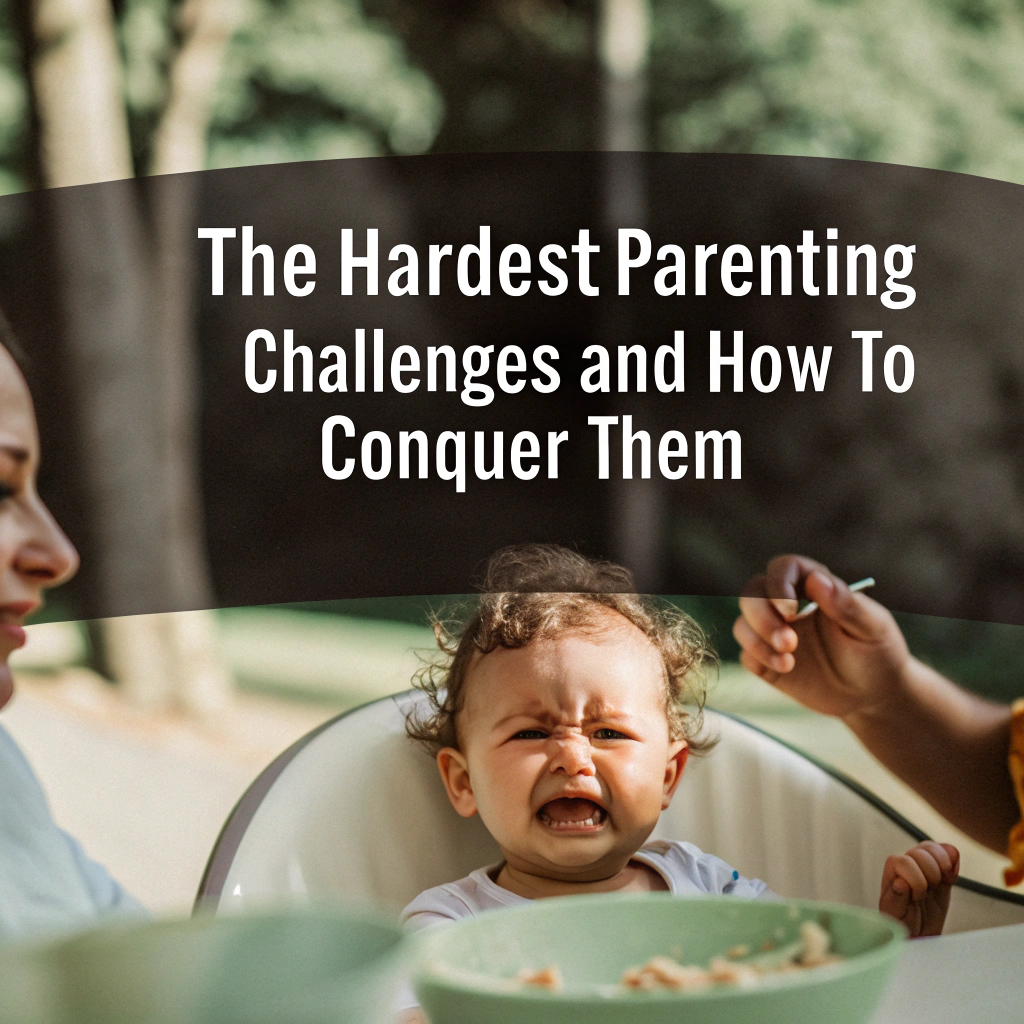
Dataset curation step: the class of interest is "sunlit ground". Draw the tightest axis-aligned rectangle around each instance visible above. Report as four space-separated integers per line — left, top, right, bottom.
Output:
4 611 1012 916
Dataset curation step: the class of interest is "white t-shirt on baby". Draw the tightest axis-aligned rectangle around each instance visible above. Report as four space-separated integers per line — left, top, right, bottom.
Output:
395 839 774 1013
400 838 774 932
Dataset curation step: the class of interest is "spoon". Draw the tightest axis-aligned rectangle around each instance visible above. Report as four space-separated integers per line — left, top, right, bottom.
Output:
792 577 875 620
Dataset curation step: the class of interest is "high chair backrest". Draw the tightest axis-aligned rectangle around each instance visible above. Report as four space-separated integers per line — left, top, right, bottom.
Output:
197 692 1024 934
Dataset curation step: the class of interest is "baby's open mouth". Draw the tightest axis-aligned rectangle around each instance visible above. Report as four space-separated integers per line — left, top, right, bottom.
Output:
537 798 607 830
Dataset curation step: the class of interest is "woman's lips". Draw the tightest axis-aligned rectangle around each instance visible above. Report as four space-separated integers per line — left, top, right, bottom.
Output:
0 601 38 622
537 797 608 831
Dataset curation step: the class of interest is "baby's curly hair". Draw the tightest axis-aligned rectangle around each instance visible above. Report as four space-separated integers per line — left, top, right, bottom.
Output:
406 543 716 754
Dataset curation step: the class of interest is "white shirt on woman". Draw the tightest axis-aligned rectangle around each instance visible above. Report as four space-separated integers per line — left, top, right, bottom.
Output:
0 723 146 942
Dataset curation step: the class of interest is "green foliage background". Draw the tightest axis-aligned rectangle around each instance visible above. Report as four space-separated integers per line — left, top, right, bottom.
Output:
3 0 1024 698
4 1 1024 190
651 0 1024 181
285 595 1024 703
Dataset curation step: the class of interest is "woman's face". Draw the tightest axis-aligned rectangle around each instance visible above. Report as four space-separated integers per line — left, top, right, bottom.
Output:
0 346 79 709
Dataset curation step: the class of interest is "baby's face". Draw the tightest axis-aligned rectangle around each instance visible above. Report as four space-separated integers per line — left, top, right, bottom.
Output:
437 612 687 883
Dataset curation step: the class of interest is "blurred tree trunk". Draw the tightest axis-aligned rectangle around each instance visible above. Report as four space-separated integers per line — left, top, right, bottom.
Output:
598 0 663 589
31 0 165 610
599 0 649 156
150 0 240 617
145 0 241 716
29 0 235 717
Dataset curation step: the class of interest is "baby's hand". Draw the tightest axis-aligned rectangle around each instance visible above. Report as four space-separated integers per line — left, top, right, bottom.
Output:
879 841 959 937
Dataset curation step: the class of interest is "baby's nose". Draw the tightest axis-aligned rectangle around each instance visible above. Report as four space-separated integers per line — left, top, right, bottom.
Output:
549 734 595 776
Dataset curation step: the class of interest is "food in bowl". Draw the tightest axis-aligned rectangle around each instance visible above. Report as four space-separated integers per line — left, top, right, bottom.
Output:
516 966 564 990
413 893 907 1024
620 920 841 991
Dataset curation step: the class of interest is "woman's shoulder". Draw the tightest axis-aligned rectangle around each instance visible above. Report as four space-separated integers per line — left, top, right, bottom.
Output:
0 722 42 778
0 721 57 820
0 721 147 939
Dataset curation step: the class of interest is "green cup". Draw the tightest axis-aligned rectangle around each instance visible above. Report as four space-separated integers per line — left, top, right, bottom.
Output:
0 907 405 1024
413 893 906 1024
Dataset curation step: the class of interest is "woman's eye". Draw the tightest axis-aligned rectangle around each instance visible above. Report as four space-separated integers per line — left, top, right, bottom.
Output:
0 482 14 502
593 728 628 740
513 729 548 740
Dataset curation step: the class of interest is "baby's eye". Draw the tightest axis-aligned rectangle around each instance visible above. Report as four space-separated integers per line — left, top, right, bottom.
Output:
593 728 628 740
512 729 548 740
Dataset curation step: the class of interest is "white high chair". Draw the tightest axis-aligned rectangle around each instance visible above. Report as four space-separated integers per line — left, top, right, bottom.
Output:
196 692 1024 934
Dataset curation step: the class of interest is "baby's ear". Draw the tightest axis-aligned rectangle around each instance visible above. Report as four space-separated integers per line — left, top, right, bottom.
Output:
662 741 689 809
437 748 478 818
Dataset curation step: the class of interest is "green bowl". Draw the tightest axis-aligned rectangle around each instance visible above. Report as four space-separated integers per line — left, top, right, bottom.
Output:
0 906 405 1024
413 893 906 1024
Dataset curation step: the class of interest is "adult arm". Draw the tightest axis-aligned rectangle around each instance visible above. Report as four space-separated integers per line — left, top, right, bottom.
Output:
734 556 1018 853
848 657 1016 852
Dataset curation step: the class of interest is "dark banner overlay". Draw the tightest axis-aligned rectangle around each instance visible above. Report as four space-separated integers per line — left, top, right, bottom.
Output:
6 153 1024 622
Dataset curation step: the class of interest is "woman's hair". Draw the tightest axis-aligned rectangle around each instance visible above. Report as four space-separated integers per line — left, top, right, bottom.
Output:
406 543 717 754
0 306 29 373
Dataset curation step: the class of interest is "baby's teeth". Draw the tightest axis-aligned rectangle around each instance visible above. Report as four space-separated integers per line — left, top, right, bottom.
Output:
538 806 606 828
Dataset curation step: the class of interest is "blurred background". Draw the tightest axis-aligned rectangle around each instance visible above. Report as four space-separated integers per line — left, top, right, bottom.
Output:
1 0 1023 912
8 598 1023 913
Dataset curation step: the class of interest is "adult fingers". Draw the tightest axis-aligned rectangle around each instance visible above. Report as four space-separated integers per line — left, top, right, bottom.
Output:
764 555 833 618
732 616 796 674
738 576 799 651
739 650 780 687
804 571 891 644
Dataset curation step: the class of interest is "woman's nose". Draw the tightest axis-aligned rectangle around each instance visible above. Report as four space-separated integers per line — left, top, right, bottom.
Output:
16 497 80 590
549 734 596 776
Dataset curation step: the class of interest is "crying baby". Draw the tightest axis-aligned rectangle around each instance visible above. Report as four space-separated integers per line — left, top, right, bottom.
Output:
399 545 957 987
